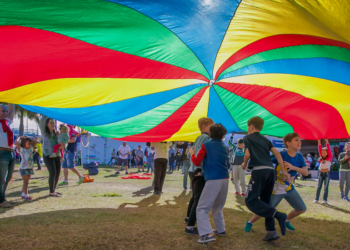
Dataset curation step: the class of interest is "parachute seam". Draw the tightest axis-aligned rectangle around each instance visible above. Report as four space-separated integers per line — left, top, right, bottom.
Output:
213 0 242 80
105 0 210 81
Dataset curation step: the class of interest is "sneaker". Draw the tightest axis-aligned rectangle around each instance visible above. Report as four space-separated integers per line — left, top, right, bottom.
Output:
185 227 198 235
5 200 15 204
263 231 280 241
138 170 141 173
116 171 120 175
49 153 57 158
78 176 85 185
343 196 350 202
198 234 216 243
184 217 189 224
125 172 129 175
58 181 69 186
341 192 345 199
213 230 226 237
322 200 327 204
234 192 239 195
244 220 253 232
0 202 12 208
241 193 246 196
24 196 32 201
286 221 295 231
313 200 318 203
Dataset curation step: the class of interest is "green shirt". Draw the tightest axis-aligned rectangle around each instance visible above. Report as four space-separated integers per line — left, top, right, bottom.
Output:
338 152 350 171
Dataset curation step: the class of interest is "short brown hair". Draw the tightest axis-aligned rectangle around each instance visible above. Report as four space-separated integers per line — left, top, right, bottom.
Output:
198 117 214 131
20 137 33 148
247 117 264 131
283 133 300 148
209 123 227 140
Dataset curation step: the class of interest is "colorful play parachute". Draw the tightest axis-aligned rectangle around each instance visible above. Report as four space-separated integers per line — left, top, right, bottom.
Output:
1 0 350 141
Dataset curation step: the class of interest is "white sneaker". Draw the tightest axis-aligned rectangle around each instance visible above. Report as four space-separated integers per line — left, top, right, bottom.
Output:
313 200 318 203
322 200 327 204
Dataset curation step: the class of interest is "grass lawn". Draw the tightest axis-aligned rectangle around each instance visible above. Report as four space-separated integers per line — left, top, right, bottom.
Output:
1 164 349 250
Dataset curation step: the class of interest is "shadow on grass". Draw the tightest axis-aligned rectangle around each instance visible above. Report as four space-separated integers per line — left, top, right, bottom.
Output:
320 203 350 215
0 195 50 215
0 191 350 249
6 186 49 198
132 186 153 197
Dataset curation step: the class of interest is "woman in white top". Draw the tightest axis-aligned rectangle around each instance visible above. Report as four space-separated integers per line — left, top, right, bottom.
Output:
152 141 172 195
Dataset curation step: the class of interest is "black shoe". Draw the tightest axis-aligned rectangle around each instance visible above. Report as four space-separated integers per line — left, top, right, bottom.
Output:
263 231 280 241
184 217 189 224
274 212 287 236
213 230 226 237
198 234 216 243
185 227 198 235
125 172 129 175
153 192 161 195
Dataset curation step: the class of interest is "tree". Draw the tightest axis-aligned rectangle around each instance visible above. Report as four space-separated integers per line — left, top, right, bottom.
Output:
14 105 42 136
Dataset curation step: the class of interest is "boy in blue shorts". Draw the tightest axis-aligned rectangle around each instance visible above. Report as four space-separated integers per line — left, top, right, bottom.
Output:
244 133 308 237
242 117 290 241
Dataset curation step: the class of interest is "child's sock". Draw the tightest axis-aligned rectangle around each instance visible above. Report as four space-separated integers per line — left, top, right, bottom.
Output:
22 192 25 197
286 220 290 223
248 221 253 225
25 194 29 198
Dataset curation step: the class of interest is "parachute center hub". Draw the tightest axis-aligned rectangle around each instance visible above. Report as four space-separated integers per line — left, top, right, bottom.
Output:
209 80 215 86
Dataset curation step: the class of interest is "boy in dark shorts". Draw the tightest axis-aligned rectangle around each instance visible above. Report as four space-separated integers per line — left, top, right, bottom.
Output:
242 117 290 241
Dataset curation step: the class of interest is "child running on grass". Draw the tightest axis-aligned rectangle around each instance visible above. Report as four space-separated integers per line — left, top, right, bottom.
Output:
190 123 230 244
184 168 205 235
15 136 38 201
242 117 290 241
314 138 332 204
50 124 69 159
244 133 308 234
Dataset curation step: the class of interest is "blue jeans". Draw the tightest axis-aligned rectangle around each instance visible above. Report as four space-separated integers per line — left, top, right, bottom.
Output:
183 160 190 189
270 189 306 211
315 172 330 201
62 151 75 169
147 159 154 173
0 150 15 203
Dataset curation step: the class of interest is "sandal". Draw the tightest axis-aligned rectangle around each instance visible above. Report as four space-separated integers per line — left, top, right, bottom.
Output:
49 193 61 197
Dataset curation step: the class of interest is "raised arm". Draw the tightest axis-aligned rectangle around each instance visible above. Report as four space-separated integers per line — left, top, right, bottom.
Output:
15 137 21 153
39 115 47 135
325 139 332 160
7 104 15 121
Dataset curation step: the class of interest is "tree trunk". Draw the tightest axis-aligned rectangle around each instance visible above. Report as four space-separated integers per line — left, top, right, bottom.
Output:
19 110 24 136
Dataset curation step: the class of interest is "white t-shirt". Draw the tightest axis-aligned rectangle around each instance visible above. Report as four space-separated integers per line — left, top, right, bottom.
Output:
0 119 12 148
18 147 34 170
152 142 172 159
118 145 130 159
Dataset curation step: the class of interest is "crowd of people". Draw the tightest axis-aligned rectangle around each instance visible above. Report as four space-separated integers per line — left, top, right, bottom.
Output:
0 104 350 245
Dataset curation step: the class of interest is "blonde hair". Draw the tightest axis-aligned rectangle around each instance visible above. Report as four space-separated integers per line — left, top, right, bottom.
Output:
198 117 214 131
59 124 70 133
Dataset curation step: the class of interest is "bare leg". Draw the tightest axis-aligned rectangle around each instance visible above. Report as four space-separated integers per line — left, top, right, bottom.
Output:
125 165 128 173
70 167 82 178
64 168 69 181
287 210 305 221
118 165 121 172
22 175 30 194
249 214 261 224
